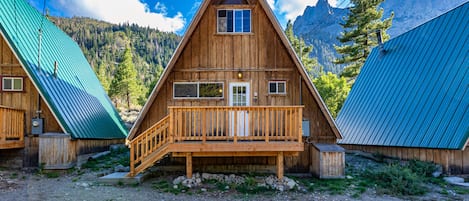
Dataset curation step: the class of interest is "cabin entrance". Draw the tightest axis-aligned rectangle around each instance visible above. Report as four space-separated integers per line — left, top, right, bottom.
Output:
229 82 250 137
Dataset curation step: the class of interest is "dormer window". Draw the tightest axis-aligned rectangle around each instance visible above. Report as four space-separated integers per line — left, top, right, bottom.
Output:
218 9 251 33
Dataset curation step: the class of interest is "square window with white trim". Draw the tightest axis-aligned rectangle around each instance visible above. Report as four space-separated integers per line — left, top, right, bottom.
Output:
268 81 286 95
218 9 251 33
2 77 23 92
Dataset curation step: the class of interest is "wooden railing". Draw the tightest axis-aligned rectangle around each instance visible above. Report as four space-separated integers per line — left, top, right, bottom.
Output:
128 106 303 176
129 115 170 174
0 106 25 149
169 106 303 143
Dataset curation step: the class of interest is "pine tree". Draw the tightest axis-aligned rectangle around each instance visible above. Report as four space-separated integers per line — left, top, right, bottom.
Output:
334 0 393 80
285 20 322 78
109 47 143 109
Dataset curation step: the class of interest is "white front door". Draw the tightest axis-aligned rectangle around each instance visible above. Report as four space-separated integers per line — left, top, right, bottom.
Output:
229 83 250 137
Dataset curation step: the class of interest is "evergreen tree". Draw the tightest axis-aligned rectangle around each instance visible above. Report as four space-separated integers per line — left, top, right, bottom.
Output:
313 72 351 118
97 62 110 92
285 20 322 78
334 0 393 80
109 47 143 108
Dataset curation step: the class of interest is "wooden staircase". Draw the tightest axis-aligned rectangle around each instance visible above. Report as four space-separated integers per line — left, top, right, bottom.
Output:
127 106 305 178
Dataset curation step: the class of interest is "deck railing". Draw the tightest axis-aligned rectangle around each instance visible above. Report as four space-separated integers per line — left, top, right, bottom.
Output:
169 106 303 143
0 106 25 149
128 106 303 176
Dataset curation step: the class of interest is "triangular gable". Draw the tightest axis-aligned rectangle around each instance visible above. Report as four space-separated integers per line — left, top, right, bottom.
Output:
128 0 342 140
0 0 127 139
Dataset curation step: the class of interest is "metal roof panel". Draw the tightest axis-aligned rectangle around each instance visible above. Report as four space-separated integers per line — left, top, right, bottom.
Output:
0 0 127 139
337 2 468 149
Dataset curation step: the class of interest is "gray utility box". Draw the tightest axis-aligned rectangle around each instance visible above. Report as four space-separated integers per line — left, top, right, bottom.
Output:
31 118 44 135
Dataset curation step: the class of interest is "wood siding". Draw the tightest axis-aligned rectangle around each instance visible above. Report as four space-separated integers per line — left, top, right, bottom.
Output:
0 34 62 135
343 145 469 174
136 0 335 144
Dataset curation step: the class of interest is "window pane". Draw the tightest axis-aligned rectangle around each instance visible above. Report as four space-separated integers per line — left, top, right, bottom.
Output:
243 10 251 32
227 10 233 32
234 10 243 32
3 78 12 90
13 79 22 90
174 83 198 98
269 82 276 93
218 10 227 32
199 83 223 98
278 82 285 93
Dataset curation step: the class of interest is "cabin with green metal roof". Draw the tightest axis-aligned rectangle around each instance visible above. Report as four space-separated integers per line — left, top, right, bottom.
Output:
0 0 127 169
336 2 468 174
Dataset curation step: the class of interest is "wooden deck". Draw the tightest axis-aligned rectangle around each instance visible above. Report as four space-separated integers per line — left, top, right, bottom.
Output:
0 106 25 149
128 106 304 179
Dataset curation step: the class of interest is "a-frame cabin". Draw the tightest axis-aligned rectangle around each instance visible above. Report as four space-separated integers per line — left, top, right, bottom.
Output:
127 0 342 179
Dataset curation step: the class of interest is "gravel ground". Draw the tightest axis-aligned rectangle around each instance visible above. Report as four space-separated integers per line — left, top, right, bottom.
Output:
0 153 468 201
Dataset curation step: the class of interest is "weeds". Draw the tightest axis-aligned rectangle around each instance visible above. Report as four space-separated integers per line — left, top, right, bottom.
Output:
366 164 427 196
45 172 60 179
152 180 188 195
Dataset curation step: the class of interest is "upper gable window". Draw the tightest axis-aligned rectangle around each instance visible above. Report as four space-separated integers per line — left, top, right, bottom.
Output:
218 9 251 33
2 77 23 92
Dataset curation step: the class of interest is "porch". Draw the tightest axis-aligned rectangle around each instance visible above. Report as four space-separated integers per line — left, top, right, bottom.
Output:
128 106 304 179
0 106 25 149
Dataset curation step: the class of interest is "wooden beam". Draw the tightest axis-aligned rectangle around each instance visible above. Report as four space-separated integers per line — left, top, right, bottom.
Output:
277 151 284 180
186 152 193 179
167 142 304 153
173 68 294 73
172 151 299 157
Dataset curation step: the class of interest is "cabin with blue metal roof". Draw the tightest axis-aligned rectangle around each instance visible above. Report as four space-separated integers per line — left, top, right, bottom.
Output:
0 0 127 169
336 2 468 174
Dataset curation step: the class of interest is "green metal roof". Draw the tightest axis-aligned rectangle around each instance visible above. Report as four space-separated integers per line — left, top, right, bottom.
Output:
336 2 468 150
0 0 127 139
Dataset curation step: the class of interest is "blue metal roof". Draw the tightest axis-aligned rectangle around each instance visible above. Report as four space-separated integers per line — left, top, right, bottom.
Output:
0 0 127 139
336 2 468 150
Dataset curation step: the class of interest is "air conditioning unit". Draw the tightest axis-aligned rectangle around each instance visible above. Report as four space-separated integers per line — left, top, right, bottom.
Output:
31 118 44 135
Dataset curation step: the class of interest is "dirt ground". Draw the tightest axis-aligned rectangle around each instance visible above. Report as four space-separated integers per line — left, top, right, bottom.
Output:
1 154 468 201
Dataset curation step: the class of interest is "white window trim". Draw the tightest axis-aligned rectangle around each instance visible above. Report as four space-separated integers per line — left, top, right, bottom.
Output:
217 9 251 34
268 81 287 95
2 77 23 92
173 82 224 99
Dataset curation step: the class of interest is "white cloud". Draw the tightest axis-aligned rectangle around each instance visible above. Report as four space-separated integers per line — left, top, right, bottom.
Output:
154 2 167 14
53 0 185 32
267 0 275 11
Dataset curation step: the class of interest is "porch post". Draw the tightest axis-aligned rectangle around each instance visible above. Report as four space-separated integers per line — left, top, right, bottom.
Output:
186 152 193 179
277 151 284 180
129 143 135 177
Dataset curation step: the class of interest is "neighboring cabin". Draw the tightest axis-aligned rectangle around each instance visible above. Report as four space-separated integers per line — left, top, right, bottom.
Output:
127 0 343 179
0 0 127 168
336 2 468 174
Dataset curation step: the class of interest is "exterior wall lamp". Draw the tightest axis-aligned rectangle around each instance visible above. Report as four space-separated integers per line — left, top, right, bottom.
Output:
237 71 243 79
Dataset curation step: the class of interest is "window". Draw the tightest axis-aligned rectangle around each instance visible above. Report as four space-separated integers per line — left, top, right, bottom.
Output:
268 81 286 95
174 82 224 99
218 9 251 33
2 77 23 92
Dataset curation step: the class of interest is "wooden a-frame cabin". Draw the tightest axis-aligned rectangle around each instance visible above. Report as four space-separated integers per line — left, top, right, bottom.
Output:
127 0 343 179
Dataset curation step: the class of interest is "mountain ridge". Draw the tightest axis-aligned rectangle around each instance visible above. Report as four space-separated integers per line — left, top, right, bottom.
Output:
293 0 468 73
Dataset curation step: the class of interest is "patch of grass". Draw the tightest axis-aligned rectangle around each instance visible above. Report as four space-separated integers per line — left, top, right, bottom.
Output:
407 160 437 177
45 172 60 179
152 180 188 195
452 186 469 195
10 172 18 179
235 177 273 195
80 149 130 172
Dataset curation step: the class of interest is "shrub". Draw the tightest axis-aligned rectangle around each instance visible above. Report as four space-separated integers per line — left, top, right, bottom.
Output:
366 164 427 196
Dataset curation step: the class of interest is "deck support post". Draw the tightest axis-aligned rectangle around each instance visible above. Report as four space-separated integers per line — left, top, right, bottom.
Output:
186 152 193 179
277 151 284 180
129 144 135 177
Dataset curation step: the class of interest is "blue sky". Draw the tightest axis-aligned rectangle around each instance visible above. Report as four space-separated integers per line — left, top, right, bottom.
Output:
27 0 345 34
